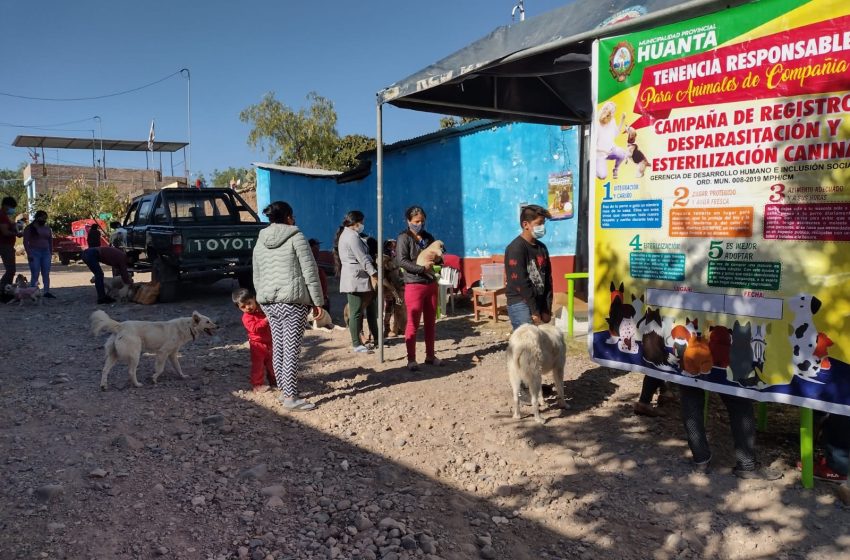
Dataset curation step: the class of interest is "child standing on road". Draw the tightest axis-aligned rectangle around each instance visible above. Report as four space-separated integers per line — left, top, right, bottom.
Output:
233 288 276 393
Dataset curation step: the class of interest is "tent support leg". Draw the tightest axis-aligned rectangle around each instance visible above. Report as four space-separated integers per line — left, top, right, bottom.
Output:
376 101 385 363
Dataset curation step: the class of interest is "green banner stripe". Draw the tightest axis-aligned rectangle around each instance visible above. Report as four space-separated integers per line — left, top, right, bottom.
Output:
598 0 811 100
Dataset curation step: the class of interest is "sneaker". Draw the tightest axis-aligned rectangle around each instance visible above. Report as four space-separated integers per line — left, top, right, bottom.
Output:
733 464 782 481
813 457 847 483
407 361 420 372
634 402 663 417
280 397 315 412
44 292 56 299
693 460 711 474
97 296 116 304
352 345 373 354
424 357 444 366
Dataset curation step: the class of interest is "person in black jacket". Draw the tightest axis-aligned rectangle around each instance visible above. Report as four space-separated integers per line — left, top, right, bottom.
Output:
505 204 553 330
396 205 442 371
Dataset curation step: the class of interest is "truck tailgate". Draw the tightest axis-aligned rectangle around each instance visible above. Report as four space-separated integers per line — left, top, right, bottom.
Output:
179 225 264 259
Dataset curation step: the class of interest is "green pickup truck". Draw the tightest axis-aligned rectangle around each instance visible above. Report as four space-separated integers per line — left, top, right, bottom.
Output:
110 188 264 302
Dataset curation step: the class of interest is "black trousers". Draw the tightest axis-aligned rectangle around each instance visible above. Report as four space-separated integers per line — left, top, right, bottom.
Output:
679 384 756 469
638 375 666 404
0 244 15 287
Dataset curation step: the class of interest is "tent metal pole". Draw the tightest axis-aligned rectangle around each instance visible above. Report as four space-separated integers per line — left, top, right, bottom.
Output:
376 101 385 363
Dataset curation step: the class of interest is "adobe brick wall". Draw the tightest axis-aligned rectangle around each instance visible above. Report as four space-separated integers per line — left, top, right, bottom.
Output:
23 164 186 199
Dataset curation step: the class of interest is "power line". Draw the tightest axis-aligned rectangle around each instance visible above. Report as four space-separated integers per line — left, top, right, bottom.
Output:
0 117 97 128
0 70 185 102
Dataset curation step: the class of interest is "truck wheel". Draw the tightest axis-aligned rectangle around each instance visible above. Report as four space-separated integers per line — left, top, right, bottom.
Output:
154 259 179 303
59 254 70 266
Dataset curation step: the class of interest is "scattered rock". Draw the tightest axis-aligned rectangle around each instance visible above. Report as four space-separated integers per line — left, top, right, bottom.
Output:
354 514 374 531
111 434 143 451
260 484 285 497
266 496 284 508
341 460 350 471
202 413 225 425
479 545 497 559
191 496 205 506
239 463 268 480
34 484 64 502
88 468 108 478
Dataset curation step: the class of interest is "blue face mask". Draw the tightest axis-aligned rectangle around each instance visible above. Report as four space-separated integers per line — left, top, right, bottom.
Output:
409 222 423 234
6 208 15 217
532 224 546 239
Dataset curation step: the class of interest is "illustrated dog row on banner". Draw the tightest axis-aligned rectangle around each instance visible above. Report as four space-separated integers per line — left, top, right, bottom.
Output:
605 282 833 387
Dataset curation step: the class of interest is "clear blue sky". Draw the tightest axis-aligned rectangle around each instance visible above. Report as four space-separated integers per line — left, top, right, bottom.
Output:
0 0 570 180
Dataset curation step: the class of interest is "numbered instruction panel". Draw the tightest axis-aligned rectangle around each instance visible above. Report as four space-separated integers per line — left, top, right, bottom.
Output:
589 0 850 414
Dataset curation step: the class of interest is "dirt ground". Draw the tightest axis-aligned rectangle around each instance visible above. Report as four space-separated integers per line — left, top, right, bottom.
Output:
1 266 848 560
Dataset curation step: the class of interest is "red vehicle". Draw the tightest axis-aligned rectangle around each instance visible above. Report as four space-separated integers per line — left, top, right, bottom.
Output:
53 219 108 265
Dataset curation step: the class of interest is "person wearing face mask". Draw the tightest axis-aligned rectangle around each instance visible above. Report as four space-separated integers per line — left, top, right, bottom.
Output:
23 210 56 298
505 204 554 330
396 205 442 371
336 210 379 353
0 196 23 292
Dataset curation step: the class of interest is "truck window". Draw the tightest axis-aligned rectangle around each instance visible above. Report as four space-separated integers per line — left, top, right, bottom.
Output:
162 193 241 224
123 201 140 226
136 200 153 226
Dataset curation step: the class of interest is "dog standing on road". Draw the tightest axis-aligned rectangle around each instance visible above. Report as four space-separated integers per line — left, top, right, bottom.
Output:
91 310 218 390
506 323 567 424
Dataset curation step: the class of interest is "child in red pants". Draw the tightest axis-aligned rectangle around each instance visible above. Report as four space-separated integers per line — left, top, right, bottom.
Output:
233 288 276 392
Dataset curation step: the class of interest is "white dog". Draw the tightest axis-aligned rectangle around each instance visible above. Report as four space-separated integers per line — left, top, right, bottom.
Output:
91 310 218 390
506 323 567 424
307 308 345 331
415 240 445 268
4 283 43 306
787 293 822 381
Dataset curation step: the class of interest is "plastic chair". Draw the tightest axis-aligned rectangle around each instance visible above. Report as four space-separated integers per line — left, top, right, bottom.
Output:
437 266 460 318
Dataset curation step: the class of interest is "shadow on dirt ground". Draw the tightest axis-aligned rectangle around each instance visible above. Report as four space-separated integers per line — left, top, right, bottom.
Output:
1 270 848 559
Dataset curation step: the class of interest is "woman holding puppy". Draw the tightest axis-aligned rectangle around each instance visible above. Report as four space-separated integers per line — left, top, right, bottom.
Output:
252 201 325 411
396 205 442 371
336 210 380 353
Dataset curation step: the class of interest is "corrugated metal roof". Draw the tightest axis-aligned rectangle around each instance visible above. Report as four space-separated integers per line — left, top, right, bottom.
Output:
13 135 188 152
252 162 341 177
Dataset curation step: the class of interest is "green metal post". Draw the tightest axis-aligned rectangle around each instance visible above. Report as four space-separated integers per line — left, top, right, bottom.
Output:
563 272 588 338
757 402 768 432
800 407 814 489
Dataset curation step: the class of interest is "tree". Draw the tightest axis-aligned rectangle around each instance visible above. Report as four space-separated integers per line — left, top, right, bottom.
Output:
240 92 340 169
0 165 28 209
210 166 255 189
34 177 127 234
439 116 479 129
331 134 376 171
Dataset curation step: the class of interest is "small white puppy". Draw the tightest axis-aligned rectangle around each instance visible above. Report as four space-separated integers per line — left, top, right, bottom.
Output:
506 323 567 424
416 240 445 268
307 308 345 331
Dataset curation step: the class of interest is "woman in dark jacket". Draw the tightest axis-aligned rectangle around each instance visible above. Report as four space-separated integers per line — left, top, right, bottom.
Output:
396 205 442 371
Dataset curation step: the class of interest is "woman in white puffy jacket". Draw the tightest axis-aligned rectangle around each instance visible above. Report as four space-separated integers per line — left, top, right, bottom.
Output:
252 201 325 411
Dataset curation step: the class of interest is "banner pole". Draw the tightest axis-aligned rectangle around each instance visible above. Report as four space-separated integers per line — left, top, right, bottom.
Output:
800 407 814 489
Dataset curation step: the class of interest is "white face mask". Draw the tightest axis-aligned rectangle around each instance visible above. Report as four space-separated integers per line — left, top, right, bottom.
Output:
532 224 546 239
353 223 364 234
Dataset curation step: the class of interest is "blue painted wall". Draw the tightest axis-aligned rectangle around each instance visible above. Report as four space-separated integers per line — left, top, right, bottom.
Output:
255 121 580 258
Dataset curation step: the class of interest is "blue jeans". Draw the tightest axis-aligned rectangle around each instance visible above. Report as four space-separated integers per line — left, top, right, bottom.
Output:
507 301 533 331
28 248 52 292
81 248 105 298
823 414 850 475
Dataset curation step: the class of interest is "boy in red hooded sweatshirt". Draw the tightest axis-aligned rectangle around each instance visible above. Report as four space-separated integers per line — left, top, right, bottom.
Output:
233 288 276 392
